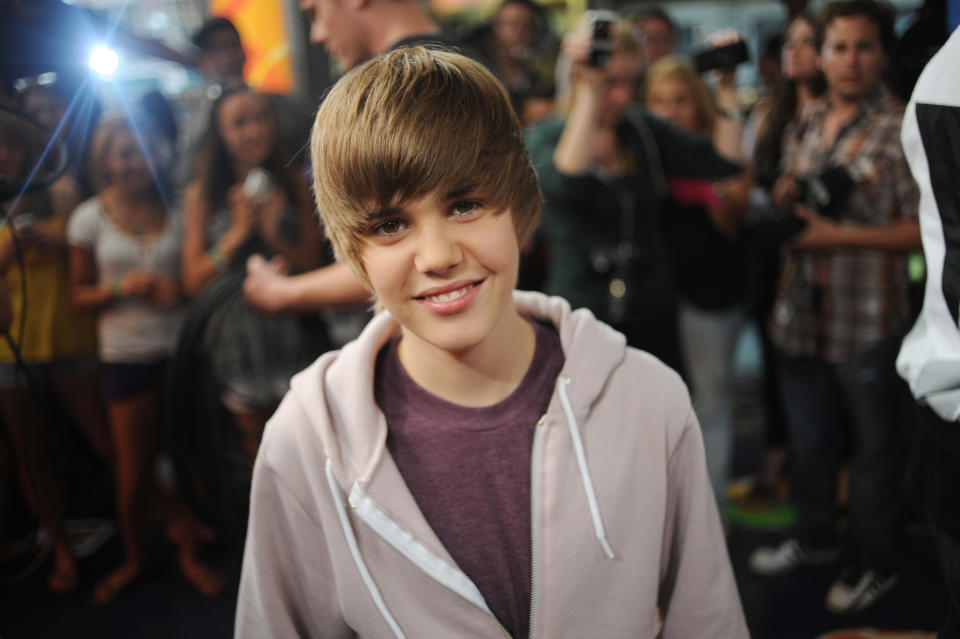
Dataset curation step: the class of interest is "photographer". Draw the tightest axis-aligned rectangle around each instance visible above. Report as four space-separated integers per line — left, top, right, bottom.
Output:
748 0 921 615
526 16 740 373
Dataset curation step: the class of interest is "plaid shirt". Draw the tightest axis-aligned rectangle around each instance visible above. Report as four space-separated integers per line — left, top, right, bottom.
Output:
770 85 919 362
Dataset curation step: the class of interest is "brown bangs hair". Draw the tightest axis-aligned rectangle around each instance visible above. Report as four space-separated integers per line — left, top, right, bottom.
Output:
310 46 542 288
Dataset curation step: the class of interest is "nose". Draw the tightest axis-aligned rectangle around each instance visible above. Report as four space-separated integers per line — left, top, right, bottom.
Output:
413 222 462 274
309 20 327 45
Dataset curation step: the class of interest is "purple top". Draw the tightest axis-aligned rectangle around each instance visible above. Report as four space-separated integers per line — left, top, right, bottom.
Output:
376 320 564 638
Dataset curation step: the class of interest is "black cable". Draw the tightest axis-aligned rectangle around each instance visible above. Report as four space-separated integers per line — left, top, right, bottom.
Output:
0 331 52 585
0 104 73 584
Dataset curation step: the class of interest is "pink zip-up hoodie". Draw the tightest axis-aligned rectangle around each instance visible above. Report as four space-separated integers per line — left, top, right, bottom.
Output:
236 291 749 638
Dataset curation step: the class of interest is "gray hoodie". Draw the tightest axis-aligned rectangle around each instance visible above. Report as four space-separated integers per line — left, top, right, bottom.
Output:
236 291 749 638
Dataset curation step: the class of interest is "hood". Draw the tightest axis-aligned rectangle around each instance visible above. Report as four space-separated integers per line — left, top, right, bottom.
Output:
288 290 628 489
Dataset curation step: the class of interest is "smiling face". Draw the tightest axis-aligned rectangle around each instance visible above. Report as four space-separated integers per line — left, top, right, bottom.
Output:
820 14 887 104
217 91 275 171
359 188 522 358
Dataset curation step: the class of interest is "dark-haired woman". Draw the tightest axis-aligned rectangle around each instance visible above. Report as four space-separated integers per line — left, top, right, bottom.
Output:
742 13 827 503
182 88 326 466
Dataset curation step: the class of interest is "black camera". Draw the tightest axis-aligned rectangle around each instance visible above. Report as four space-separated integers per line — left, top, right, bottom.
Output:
586 10 617 68
795 164 857 220
746 164 858 246
693 40 750 73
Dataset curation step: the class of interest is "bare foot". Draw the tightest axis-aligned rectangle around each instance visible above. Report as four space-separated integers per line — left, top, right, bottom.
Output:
178 553 225 597
92 560 141 605
48 540 79 595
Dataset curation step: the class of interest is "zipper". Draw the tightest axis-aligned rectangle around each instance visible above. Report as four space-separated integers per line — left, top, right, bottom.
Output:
528 415 546 639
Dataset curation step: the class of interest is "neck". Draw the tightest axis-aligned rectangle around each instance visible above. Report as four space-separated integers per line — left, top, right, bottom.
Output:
796 81 816 108
367 2 440 55
827 87 869 118
233 160 255 182
107 184 157 208
396 304 536 407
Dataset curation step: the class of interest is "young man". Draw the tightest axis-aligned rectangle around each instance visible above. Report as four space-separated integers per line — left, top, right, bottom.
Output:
748 0 921 615
235 47 747 638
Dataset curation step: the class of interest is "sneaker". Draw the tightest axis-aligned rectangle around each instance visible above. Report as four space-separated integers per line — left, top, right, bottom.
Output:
748 537 840 576
825 566 899 614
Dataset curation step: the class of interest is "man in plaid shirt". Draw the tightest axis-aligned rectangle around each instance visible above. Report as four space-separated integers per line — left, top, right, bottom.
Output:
748 0 921 615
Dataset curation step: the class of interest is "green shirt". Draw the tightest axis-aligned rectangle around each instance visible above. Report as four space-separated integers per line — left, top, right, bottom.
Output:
525 109 740 329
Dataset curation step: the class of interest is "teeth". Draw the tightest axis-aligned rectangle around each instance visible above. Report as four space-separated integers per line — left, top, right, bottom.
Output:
427 286 470 303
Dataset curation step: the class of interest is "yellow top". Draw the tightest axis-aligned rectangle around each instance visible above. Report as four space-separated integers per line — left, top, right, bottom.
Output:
0 217 96 364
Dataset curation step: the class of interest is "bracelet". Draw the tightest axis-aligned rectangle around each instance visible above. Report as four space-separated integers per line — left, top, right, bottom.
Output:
111 277 123 298
715 106 742 122
208 244 227 271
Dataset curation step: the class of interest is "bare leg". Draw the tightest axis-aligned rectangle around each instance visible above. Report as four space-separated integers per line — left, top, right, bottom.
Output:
93 390 158 604
95 388 224 602
0 387 78 593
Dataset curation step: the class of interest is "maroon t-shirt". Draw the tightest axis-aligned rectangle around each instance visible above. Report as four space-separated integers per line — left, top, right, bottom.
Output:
375 320 564 639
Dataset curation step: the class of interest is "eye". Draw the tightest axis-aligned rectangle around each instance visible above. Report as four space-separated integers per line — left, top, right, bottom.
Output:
450 200 483 218
370 218 407 237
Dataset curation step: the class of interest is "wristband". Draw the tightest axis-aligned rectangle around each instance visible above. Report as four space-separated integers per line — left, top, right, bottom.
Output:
111 277 123 298
209 244 227 271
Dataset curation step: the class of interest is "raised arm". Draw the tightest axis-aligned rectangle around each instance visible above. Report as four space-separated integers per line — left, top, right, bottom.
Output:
181 182 252 297
552 25 605 176
255 176 322 273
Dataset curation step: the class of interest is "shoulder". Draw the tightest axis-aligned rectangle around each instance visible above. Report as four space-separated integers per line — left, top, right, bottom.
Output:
525 116 565 146
257 370 333 500
66 197 104 241
605 348 695 452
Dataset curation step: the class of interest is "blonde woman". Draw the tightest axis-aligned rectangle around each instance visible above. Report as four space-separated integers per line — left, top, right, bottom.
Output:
68 114 222 603
644 55 751 503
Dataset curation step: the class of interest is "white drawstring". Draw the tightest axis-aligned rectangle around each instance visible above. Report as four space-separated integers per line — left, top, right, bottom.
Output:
557 377 616 560
325 459 406 639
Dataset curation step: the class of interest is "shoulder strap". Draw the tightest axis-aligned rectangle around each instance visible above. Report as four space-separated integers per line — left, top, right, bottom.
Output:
623 110 668 203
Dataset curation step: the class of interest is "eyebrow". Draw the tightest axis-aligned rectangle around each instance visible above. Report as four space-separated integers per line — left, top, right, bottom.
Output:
360 206 402 226
360 184 481 223
444 184 478 200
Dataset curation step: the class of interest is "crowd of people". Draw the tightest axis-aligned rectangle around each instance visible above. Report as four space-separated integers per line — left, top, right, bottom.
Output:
1 0 958 636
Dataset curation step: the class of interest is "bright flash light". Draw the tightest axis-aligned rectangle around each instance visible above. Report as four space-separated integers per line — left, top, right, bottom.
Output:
89 46 119 76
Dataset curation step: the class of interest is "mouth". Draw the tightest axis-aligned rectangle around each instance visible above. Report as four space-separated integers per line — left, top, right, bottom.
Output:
415 280 484 315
